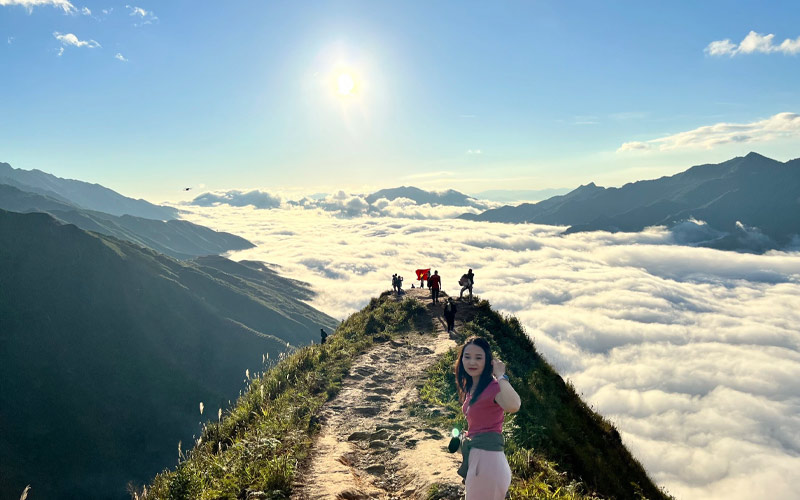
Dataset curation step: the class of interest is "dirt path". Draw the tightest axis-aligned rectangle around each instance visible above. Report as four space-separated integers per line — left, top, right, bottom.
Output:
291 288 477 500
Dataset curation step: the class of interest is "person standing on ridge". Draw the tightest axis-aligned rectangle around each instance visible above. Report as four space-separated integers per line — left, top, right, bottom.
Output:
320 328 328 345
459 268 475 301
444 297 458 333
455 336 521 499
429 270 442 304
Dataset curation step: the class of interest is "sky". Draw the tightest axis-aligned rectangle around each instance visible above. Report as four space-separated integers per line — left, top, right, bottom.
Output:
2 0 800 202
3 3 800 498
179 203 800 500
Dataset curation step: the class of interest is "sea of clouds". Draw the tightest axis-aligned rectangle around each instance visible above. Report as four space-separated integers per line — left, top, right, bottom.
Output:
177 200 800 500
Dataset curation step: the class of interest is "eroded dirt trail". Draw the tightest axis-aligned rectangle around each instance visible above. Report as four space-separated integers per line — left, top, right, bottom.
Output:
292 288 476 500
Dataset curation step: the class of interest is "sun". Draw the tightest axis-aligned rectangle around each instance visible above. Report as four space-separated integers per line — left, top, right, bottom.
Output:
337 73 355 96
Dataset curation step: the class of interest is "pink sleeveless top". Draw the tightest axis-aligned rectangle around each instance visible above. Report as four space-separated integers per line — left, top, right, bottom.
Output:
462 379 503 436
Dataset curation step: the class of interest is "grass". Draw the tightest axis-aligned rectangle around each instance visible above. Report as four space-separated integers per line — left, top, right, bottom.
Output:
137 294 671 500
135 293 429 499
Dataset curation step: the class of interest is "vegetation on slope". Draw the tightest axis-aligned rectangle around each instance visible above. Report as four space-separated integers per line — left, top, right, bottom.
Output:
415 300 672 500
0 210 336 499
139 294 670 500
139 294 429 499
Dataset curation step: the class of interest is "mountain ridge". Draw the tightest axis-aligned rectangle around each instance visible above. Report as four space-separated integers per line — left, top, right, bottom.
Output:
461 152 800 252
0 182 254 259
0 161 179 220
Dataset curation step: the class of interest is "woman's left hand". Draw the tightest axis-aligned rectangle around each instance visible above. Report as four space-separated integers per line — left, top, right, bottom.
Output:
492 358 506 378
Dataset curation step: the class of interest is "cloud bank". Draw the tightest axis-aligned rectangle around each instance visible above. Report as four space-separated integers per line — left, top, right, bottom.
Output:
176 204 800 500
617 112 800 152
706 31 800 56
187 189 493 220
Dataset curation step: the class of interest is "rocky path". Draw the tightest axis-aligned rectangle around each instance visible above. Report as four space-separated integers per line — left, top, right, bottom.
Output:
292 288 476 500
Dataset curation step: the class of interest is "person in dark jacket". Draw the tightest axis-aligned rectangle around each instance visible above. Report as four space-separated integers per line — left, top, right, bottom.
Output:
320 328 328 344
444 297 458 333
460 268 475 301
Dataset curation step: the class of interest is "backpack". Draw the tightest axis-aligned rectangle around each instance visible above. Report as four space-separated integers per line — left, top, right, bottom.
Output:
459 274 469 286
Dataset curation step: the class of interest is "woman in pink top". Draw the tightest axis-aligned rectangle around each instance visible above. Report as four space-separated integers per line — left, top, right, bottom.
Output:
455 336 521 500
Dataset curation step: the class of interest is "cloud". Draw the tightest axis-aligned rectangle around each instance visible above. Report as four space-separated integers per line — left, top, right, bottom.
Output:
617 112 800 152
187 188 494 220
125 4 157 25
80 5 88 15
706 31 800 56
191 190 282 209
175 203 800 500
53 31 100 50
0 0 75 14
114 53 128 62
7 36 14 44
467 149 482 154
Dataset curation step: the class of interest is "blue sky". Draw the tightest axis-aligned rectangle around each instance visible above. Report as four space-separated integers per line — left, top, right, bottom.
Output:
1 0 799 202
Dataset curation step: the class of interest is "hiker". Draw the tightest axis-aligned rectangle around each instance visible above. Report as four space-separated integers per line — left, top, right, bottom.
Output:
391 274 398 293
459 268 474 301
455 336 521 499
320 328 328 345
396 275 404 293
443 297 457 333
428 270 441 304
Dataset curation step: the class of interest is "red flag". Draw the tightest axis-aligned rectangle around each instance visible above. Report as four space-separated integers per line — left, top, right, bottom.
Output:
415 268 430 281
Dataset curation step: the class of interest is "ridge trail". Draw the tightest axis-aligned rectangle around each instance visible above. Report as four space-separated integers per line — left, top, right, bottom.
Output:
292 288 477 499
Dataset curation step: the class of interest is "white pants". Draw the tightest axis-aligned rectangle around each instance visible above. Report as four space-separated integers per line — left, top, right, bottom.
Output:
465 448 512 500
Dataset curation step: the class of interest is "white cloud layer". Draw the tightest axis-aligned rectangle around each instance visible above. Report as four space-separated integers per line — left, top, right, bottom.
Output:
186 189 493 220
115 53 128 62
53 31 100 49
617 112 800 152
175 204 800 500
0 0 75 13
706 31 800 56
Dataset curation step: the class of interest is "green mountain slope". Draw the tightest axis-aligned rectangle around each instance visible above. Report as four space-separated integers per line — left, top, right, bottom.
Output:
0 210 337 499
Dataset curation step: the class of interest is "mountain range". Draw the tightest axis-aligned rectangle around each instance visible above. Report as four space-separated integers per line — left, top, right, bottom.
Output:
461 152 800 252
0 168 253 259
365 185 487 208
0 162 178 220
0 210 338 499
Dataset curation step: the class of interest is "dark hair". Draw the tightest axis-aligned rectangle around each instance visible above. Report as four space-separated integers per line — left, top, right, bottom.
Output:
454 336 494 404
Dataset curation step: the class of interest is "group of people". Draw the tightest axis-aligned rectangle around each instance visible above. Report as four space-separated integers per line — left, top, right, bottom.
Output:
411 268 475 304
391 273 404 294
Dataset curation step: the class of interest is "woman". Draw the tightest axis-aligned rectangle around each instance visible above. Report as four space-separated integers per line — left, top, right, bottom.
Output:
454 336 521 499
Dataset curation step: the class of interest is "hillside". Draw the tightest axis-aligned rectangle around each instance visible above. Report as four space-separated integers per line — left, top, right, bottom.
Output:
0 161 179 220
461 153 800 252
0 210 338 499
139 289 669 500
0 183 253 259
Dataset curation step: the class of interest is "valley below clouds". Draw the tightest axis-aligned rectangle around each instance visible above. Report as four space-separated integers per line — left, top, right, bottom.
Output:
179 203 800 500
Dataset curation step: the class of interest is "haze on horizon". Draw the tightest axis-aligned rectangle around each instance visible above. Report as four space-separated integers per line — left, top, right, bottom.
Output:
1 0 800 203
